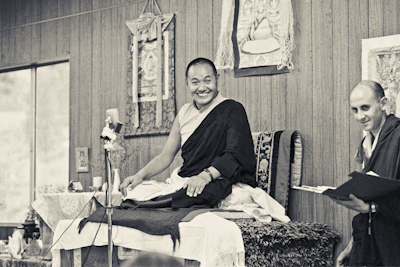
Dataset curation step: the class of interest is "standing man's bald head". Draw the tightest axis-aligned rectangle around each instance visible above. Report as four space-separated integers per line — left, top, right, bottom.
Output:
349 80 387 136
352 80 385 101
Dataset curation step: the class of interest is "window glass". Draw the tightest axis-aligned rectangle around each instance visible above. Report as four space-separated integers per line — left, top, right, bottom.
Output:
0 62 69 223
36 63 69 194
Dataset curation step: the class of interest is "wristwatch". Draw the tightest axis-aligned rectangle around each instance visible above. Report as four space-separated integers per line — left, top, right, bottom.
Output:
203 168 214 181
370 202 378 213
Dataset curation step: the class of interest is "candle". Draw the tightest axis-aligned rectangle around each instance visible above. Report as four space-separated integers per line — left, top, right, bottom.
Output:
93 176 102 188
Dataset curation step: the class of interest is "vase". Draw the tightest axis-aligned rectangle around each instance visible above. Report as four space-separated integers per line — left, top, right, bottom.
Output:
112 168 121 193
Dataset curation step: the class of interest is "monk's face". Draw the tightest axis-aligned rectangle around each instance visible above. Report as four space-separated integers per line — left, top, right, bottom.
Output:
350 85 386 134
186 63 218 109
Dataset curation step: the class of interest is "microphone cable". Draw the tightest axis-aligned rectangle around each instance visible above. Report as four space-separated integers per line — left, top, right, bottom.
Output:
34 188 99 267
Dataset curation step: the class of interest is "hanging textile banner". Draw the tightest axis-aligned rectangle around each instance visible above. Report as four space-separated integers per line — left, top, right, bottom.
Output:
215 0 294 77
125 13 175 137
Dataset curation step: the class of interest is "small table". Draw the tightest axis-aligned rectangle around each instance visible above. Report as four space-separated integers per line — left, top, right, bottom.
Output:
31 192 123 260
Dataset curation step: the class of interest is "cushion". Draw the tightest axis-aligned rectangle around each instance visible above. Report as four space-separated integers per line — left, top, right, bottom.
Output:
252 130 303 213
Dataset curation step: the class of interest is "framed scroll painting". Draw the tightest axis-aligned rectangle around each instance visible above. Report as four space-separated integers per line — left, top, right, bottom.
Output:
362 34 400 117
125 14 176 136
232 0 294 77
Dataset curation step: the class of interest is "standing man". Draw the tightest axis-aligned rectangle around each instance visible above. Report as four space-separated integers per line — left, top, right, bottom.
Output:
334 80 400 266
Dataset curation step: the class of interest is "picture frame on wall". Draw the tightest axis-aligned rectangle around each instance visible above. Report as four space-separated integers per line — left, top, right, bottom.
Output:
362 34 400 117
76 147 89 173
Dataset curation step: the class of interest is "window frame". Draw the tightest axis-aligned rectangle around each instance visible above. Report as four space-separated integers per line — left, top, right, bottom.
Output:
0 57 70 205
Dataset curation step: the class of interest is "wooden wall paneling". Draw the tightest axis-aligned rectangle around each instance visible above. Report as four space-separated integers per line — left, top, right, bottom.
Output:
184 0 198 103
311 0 334 224
33 23 44 67
116 4 130 182
81 0 94 13
286 0 313 225
159 0 172 163
69 15 80 181
117 5 128 125
212 0 222 63
14 28 23 66
31 0 42 24
99 8 113 183
78 13 93 189
58 0 73 18
110 7 119 108
15 0 31 26
197 0 213 59
0 29 11 67
0 1 10 30
245 76 261 131
101 8 113 109
14 27 29 65
9 29 16 67
7 0 16 28
332 0 350 255
133 1 152 178
40 21 57 60
383 0 399 36
345 0 369 256
93 0 113 10
121 2 137 179
270 74 287 131
348 0 367 177
158 0 170 15
122 2 139 180
170 0 186 111
259 75 272 133
56 18 71 58
41 0 59 21
369 0 384 38
0 28 2 65
91 10 104 183
71 0 81 15
149 0 172 182
234 76 246 107
31 24 41 64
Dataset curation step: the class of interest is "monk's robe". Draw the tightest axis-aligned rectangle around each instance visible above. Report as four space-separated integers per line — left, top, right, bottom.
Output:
350 114 400 266
171 99 257 208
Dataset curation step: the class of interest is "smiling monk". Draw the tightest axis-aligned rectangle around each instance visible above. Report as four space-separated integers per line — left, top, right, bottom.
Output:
120 57 257 208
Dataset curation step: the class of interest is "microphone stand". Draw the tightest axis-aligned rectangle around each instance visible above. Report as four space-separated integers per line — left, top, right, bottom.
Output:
104 142 113 267
101 116 122 267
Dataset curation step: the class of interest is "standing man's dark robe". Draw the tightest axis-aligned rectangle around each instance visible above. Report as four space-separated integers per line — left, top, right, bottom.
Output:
350 114 400 266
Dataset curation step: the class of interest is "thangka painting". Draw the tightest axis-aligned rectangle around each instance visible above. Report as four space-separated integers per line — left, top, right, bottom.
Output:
362 34 400 117
214 0 294 77
125 13 175 136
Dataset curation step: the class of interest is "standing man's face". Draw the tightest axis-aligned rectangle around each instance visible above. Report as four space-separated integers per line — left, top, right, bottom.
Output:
349 85 386 135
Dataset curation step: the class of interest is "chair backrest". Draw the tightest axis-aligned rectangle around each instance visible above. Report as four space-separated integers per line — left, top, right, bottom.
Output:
252 130 303 213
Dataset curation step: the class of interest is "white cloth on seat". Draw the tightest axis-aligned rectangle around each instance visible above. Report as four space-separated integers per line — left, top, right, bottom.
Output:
219 183 291 222
124 167 290 223
123 166 188 201
51 212 244 267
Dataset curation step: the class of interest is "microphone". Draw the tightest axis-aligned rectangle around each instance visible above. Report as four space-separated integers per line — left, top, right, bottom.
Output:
101 109 123 145
105 109 123 134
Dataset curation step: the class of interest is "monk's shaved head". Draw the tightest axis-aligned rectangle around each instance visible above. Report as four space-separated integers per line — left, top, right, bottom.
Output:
351 80 385 102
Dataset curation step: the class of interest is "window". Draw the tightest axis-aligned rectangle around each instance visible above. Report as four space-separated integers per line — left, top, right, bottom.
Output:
0 62 69 223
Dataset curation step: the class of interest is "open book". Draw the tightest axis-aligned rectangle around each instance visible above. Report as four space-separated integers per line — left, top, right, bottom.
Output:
294 171 400 201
